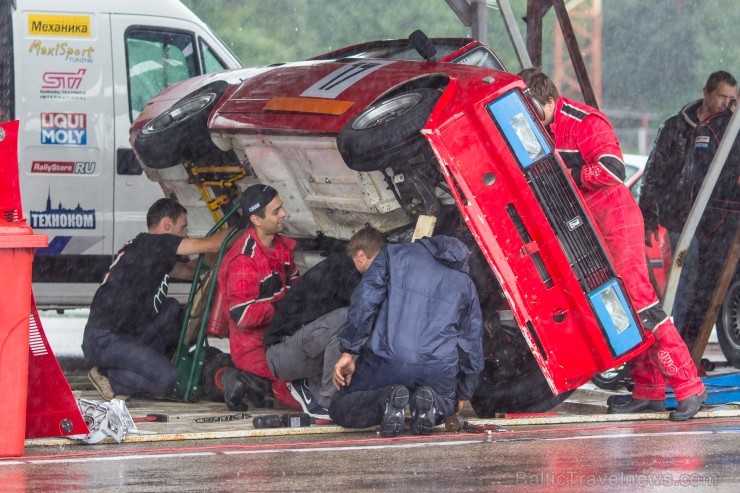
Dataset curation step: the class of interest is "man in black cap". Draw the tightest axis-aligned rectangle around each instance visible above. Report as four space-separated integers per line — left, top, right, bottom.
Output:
216 184 301 410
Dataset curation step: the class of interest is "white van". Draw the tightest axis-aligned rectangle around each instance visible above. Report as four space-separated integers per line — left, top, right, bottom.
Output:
0 0 241 308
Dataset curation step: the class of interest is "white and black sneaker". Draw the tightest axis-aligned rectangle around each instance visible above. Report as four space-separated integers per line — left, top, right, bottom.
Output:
379 385 409 437
288 379 330 420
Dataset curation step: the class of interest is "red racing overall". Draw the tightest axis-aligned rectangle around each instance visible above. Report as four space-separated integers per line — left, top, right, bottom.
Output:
550 97 704 401
218 228 300 408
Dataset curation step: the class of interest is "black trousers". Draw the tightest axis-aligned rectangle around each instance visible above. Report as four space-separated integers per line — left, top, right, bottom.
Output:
329 385 454 429
82 298 180 396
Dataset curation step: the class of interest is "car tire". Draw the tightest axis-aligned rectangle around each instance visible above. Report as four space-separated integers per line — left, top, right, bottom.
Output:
469 326 573 417
134 81 237 169
470 361 574 417
337 87 441 172
200 348 234 402
717 280 740 368
591 365 630 390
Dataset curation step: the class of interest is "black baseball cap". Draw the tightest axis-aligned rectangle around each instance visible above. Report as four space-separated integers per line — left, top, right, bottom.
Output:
235 184 278 229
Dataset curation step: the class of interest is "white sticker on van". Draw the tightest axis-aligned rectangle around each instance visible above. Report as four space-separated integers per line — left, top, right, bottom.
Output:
29 192 96 230
40 113 87 145
31 161 96 174
301 60 394 99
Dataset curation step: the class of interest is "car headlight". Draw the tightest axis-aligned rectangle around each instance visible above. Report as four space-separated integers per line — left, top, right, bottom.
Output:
487 91 551 168
588 280 643 356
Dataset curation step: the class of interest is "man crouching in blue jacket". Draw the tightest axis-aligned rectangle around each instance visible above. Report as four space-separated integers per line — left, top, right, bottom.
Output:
330 234 484 437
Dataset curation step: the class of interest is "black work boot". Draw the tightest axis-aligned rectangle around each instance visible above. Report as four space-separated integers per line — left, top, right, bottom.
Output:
237 371 274 409
221 368 249 411
607 397 665 414
669 392 707 421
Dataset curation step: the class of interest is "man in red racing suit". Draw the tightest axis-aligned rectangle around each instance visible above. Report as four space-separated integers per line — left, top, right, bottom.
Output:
218 184 300 410
520 68 705 421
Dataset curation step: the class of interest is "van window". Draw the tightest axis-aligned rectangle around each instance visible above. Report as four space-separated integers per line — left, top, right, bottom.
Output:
126 29 199 120
200 39 227 74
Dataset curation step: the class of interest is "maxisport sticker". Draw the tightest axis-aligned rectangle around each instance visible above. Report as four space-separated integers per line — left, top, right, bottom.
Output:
28 40 94 63
29 191 95 230
31 161 96 174
40 112 87 145
28 14 91 38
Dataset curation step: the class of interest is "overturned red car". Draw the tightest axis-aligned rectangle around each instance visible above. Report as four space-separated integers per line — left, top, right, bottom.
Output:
130 32 653 416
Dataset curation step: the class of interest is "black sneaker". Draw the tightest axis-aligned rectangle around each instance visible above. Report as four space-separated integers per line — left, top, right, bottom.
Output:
379 385 409 437
288 379 330 420
410 386 436 435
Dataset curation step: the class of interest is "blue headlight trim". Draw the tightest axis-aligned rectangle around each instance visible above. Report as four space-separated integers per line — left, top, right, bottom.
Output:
588 279 642 356
487 91 551 168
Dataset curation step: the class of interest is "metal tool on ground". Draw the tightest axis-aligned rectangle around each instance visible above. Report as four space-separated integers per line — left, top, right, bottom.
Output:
444 414 502 433
194 412 251 424
253 413 311 429
132 413 169 423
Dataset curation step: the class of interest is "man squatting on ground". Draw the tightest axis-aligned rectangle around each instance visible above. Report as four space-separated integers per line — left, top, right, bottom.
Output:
519 68 706 421
83 198 232 400
217 184 301 411
331 235 484 437
263 227 387 419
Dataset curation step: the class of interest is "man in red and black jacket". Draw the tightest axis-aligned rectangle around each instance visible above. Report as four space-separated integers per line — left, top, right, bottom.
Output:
520 68 705 421
217 184 300 411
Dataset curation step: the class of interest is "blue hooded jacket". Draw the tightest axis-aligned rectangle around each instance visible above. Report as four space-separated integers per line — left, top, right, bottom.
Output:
339 235 484 401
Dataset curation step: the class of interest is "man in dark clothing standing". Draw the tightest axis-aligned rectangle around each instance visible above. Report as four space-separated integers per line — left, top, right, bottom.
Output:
82 198 232 400
330 235 483 437
264 227 386 419
640 71 737 251
678 101 740 352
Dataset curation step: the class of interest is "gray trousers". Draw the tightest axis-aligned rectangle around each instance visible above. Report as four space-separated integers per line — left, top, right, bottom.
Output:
265 307 348 408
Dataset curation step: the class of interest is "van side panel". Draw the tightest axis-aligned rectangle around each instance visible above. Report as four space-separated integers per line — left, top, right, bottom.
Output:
11 1 241 308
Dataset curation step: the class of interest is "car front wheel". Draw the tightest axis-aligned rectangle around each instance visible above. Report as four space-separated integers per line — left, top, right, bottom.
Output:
337 88 442 172
470 324 573 417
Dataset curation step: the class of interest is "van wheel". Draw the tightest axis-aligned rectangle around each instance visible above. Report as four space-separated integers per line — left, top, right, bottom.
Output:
717 280 740 368
337 88 441 172
200 348 234 402
470 326 572 417
134 82 237 169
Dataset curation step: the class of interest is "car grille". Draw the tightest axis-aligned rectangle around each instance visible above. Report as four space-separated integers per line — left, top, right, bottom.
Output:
526 156 613 292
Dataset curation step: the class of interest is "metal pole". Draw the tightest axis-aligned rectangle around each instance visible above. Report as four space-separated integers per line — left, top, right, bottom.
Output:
497 0 532 69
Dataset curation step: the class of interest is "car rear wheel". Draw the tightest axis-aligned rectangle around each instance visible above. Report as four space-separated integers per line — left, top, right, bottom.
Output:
133 81 237 169
200 347 234 402
337 88 441 172
717 280 740 368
